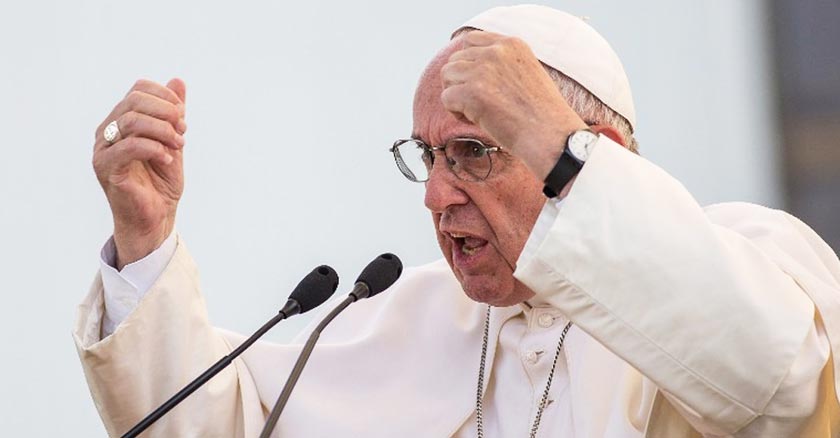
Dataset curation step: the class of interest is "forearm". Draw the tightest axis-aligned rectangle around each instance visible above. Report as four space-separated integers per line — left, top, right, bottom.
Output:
514 138 830 434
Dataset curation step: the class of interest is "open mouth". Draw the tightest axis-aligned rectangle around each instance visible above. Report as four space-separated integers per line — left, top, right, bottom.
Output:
449 232 489 255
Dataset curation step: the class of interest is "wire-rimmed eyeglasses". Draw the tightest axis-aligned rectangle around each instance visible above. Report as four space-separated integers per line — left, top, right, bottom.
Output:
389 137 503 183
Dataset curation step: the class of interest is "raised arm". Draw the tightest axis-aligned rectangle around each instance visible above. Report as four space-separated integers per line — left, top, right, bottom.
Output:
76 80 265 437
441 30 839 436
514 139 835 436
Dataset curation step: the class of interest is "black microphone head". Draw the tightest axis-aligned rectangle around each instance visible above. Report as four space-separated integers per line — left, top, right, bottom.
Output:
289 265 339 313
355 253 403 298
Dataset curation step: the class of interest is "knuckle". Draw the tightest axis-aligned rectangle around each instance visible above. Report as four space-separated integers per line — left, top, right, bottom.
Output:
132 78 150 90
488 47 502 61
440 88 453 105
120 111 139 131
119 137 141 152
165 104 180 123
466 30 482 43
502 35 520 46
125 90 144 107
162 124 177 142
511 37 531 54
441 87 461 109
500 37 522 54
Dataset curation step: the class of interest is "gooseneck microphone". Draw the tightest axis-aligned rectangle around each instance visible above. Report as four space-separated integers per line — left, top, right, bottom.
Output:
259 253 403 438
122 265 339 438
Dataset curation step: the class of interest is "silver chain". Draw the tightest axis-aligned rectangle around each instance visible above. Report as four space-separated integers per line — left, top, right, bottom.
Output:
475 305 573 438
475 305 492 438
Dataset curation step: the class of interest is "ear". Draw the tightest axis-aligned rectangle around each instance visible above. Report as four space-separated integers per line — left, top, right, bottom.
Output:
589 124 626 149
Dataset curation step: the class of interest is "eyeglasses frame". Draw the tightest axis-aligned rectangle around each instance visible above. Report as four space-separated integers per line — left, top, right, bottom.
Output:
389 137 503 183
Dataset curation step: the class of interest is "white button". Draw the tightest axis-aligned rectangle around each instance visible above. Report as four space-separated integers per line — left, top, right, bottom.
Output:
538 313 554 328
524 350 539 364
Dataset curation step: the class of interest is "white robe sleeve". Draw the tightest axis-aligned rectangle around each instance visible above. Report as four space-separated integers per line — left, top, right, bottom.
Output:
514 137 839 436
74 236 266 438
99 231 177 338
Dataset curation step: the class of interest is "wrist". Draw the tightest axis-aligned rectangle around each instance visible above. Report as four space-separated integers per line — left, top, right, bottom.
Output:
514 116 588 181
541 127 598 199
112 219 174 270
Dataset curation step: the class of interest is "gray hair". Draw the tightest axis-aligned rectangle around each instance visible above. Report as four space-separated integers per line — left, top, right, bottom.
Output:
543 65 639 153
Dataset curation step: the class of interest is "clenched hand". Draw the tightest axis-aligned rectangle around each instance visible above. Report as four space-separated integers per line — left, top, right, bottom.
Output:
92 79 187 270
440 31 588 180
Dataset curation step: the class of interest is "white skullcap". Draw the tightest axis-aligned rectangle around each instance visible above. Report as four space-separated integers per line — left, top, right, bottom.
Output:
454 4 636 131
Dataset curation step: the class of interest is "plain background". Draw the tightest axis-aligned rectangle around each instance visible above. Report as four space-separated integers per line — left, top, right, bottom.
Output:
0 1 783 435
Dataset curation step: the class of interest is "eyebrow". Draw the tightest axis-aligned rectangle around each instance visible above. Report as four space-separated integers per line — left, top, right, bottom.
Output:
407 134 498 147
454 135 501 149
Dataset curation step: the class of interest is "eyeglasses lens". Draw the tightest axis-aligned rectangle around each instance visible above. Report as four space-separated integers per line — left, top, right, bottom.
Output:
393 139 492 182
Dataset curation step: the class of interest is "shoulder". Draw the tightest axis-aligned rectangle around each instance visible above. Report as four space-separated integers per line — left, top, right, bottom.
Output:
703 202 823 248
703 202 801 238
703 202 840 281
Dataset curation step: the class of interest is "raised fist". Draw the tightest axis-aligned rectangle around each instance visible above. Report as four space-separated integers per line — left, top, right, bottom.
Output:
92 78 187 269
440 31 587 179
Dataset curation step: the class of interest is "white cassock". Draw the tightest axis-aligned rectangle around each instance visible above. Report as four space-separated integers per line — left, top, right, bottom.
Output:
74 138 840 437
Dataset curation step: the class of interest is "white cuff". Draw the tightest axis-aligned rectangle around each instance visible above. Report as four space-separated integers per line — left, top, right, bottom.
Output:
99 231 178 337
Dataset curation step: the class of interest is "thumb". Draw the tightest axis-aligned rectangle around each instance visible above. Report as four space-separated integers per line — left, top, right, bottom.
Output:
166 78 187 104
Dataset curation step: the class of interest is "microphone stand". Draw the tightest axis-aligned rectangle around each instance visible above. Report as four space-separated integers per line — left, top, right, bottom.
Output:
259 284 368 438
122 301 301 438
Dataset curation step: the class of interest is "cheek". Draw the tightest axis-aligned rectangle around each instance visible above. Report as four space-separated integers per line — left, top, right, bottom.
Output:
428 157 545 268
485 174 545 249
519 188 547 225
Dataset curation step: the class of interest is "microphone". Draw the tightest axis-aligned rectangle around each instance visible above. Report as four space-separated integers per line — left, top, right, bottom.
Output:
259 253 403 438
122 265 339 438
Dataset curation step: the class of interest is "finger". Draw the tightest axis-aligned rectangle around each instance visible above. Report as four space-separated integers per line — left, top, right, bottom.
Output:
440 60 473 88
102 137 174 171
461 29 503 48
166 78 187 119
127 79 183 107
166 78 187 104
117 111 185 150
440 84 469 120
112 91 183 131
94 80 186 153
447 46 489 63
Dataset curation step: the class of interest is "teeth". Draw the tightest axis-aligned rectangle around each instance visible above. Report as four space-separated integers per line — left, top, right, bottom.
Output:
448 232 484 255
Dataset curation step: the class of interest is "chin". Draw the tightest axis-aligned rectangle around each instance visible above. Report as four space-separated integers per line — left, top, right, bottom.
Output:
461 277 534 307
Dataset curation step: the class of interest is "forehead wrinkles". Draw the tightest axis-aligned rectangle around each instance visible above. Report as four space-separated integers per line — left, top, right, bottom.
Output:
412 39 466 144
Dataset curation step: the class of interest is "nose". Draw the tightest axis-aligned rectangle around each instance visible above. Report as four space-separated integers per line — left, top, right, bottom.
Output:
424 153 470 213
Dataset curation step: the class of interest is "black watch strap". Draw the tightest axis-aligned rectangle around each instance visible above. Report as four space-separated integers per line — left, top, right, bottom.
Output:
542 151 582 198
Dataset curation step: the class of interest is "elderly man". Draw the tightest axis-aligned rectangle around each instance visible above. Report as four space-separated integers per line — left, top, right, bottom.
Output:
76 5 840 437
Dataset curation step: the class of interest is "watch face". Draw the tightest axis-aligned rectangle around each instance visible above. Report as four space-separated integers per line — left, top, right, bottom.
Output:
568 130 599 162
